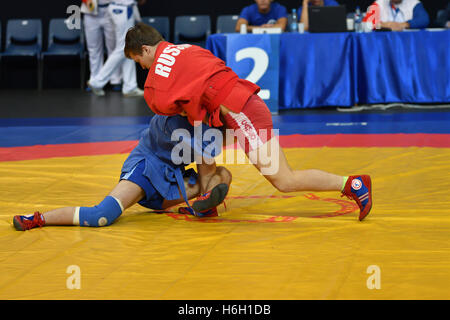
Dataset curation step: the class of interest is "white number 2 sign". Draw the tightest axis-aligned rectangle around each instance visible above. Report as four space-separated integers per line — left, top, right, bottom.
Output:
235 47 270 100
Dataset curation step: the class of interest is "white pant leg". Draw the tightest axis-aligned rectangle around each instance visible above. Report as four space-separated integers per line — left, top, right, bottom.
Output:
133 3 142 22
118 9 138 94
89 4 137 93
101 9 122 85
84 13 105 82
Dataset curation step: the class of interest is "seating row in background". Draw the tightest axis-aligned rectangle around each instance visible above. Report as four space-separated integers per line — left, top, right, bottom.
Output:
0 15 240 89
2 9 447 90
0 19 85 90
145 15 240 45
0 13 357 89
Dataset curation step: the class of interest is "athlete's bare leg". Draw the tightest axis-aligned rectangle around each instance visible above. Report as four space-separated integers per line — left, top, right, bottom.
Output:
248 136 343 193
219 104 343 193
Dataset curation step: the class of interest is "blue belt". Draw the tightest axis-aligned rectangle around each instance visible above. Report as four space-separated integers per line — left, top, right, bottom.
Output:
111 2 135 18
98 3 110 8
111 2 134 6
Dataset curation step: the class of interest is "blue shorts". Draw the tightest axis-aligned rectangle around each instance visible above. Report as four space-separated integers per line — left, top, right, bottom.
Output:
120 160 165 210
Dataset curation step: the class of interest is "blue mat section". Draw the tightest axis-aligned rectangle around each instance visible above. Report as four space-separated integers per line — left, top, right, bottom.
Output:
1 112 449 148
272 112 450 135
0 117 151 148
0 116 152 127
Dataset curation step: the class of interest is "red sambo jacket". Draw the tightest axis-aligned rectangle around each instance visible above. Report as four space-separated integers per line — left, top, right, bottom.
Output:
144 41 260 127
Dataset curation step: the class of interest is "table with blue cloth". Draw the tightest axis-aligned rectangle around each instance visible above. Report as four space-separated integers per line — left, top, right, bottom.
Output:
206 30 450 110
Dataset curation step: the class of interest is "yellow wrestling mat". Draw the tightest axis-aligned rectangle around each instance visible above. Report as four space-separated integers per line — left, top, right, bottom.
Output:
0 147 449 299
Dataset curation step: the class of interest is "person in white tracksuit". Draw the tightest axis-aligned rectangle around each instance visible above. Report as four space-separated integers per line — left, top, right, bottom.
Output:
88 0 146 97
82 0 122 91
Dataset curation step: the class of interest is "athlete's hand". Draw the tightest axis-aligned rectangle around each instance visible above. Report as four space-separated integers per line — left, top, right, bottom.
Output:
383 21 408 31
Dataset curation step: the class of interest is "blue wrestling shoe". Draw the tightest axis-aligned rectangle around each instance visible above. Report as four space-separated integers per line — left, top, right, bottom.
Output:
192 183 229 213
341 175 373 221
13 212 45 231
178 206 219 217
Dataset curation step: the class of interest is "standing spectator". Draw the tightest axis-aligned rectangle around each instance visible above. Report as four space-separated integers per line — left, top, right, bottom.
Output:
235 0 288 33
363 0 430 31
81 0 122 91
88 0 146 97
298 0 340 31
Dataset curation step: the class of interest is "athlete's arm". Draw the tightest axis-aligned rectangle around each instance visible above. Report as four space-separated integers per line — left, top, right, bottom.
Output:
261 17 288 31
196 160 218 195
235 18 259 33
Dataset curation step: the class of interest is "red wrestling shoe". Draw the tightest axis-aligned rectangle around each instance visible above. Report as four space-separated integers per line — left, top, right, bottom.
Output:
192 183 229 213
178 206 219 218
13 212 45 231
341 175 373 221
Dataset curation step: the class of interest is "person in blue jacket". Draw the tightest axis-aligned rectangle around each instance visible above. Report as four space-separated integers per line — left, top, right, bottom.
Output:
235 0 288 32
13 115 232 231
364 0 430 31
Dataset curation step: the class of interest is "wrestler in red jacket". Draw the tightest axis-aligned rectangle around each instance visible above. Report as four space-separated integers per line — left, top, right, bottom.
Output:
124 23 373 221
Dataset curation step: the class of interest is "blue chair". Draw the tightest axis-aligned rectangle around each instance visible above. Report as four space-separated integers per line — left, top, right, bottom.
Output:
435 8 448 27
141 16 170 42
42 18 86 89
216 15 239 33
3 19 42 57
1 19 42 89
174 15 211 48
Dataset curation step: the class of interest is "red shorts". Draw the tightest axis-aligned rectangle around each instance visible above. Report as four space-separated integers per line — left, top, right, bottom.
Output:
222 93 274 154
